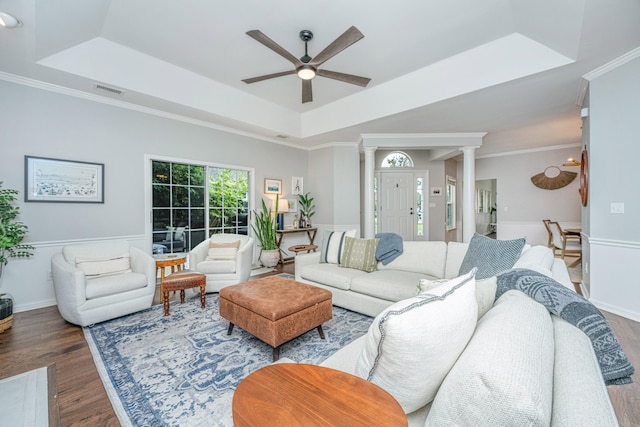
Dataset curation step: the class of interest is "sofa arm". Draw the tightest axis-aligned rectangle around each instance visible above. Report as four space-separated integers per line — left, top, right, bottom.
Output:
51 253 88 323
189 239 210 268
294 252 321 280
129 247 156 288
235 238 254 282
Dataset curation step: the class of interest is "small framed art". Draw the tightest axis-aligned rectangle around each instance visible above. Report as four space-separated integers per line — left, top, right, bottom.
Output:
292 176 303 195
264 178 282 195
25 156 104 203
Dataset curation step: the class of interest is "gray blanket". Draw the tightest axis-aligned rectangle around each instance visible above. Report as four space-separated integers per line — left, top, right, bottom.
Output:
375 233 403 265
496 268 634 385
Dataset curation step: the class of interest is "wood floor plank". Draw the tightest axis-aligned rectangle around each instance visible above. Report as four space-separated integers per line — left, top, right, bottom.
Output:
0 262 638 426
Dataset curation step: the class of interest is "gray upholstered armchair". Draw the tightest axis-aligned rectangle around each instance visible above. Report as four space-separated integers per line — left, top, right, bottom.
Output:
189 233 254 293
51 240 156 326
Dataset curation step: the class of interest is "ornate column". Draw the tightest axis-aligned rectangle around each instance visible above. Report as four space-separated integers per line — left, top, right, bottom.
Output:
363 146 377 238
461 146 476 243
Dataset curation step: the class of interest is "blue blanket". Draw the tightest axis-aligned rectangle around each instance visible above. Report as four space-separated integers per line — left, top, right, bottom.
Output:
375 233 403 265
497 268 634 385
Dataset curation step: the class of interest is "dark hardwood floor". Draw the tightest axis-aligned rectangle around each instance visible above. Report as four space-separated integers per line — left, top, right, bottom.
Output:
1 262 639 426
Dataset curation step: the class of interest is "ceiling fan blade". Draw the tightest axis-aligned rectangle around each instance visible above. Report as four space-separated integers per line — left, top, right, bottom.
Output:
309 26 364 67
242 70 296 84
246 30 303 67
302 79 313 103
316 69 371 87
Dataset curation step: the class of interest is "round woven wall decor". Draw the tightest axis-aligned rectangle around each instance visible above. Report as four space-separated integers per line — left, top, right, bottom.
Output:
530 166 577 190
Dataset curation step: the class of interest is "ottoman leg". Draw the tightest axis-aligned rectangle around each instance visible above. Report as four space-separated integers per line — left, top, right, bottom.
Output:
317 325 325 339
273 346 280 362
180 290 186 304
227 323 235 335
163 291 170 316
200 285 206 308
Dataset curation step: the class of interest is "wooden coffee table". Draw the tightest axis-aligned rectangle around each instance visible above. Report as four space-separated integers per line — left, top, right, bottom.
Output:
232 363 407 426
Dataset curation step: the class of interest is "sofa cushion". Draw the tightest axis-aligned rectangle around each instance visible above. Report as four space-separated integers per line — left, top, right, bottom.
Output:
444 241 468 279
425 290 554 426
85 271 148 299
458 233 525 279
206 240 240 260
513 245 555 276
339 237 380 272
320 230 357 264
354 269 478 414
75 253 132 279
298 263 367 290
196 260 236 274
352 270 433 302
418 275 497 319
377 241 447 277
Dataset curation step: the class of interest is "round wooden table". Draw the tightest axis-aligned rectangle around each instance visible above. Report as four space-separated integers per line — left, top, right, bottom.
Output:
232 363 407 427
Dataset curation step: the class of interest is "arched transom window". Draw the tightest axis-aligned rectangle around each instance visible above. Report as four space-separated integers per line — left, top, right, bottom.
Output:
381 151 414 168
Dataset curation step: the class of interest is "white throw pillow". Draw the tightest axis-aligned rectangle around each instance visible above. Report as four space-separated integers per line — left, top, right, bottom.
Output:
418 275 497 320
320 229 357 264
76 253 132 279
425 290 554 426
355 269 478 413
206 240 240 260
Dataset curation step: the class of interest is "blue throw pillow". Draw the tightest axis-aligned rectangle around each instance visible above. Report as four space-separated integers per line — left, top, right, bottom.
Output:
458 233 525 279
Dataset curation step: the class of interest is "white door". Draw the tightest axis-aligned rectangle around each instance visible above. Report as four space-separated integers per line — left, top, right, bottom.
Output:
379 172 414 240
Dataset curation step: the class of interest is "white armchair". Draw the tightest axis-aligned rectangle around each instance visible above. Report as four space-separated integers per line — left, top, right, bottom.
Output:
51 240 156 327
189 234 254 293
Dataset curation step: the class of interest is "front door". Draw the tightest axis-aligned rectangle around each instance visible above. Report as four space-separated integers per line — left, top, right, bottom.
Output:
378 172 414 240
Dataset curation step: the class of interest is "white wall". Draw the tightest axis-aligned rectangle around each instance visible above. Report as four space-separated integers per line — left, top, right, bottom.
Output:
584 54 640 321
0 79 308 312
475 146 582 245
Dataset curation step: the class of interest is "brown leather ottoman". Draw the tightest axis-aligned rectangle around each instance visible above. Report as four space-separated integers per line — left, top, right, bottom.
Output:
161 270 206 316
219 276 333 361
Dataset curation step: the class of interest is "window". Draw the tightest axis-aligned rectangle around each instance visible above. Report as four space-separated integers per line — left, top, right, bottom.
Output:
416 176 424 236
446 176 456 230
381 152 413 168
151 160 250 254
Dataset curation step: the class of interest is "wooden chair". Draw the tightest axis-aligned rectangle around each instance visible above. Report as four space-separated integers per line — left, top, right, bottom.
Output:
548 221 582 267
542 219 553 248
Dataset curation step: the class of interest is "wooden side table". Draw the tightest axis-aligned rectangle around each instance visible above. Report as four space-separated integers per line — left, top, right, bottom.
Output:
277 227 317 264
154 254 187 283
232 363 407 427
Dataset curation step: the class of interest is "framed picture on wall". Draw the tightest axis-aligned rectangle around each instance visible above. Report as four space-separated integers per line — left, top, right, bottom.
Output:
292 176 303 195
264 178 282 195
24 155 104 203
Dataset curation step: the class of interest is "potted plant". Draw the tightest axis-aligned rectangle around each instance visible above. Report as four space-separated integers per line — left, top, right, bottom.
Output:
0 182 34 332
251 195 281 267
298 192 315 228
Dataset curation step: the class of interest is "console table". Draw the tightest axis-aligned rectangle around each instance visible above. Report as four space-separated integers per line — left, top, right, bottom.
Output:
232 363 407 426
276 227 317 264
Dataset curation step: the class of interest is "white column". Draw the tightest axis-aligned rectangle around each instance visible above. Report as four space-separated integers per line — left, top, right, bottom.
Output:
461 146 476 242
363 146 377 239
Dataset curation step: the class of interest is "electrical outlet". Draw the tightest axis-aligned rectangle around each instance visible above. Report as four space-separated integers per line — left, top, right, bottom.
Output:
610 202 624 214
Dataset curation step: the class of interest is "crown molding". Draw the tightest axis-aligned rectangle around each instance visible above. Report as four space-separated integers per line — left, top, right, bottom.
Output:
577 47 640 106
475 142 581 160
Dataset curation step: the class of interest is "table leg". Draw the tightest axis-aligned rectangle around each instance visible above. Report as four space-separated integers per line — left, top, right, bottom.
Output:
317 325 325 340
163 291 170 316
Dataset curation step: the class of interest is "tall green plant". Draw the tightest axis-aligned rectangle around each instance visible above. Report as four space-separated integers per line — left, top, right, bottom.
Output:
298 192 315 224
251 195 279 250
0 182 34 266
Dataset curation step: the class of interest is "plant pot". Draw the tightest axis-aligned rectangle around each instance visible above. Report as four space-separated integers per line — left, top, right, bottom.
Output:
260 249 280 268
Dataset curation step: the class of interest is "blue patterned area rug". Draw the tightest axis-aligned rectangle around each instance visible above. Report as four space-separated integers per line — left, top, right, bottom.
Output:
83 293 372 427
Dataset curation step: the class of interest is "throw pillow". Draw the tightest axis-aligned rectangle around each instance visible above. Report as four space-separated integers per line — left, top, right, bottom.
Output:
320 229 357 264
339 237 380 272
418 275 497 320
355 269 478 414
458 233 525 279
76 253 132 279
206 240 240 260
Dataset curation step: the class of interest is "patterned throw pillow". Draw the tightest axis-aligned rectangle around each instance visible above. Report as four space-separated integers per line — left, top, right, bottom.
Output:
458 233 525 279
339 237 380 272
320 229 357 264
206 240 240 260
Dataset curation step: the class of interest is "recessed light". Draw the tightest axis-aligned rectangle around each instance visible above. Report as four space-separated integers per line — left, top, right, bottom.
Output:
0 12 22 29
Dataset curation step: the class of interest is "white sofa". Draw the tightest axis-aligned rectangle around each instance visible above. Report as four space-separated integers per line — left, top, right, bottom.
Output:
295 240 573 317
289 240 617 425
51 240 156 327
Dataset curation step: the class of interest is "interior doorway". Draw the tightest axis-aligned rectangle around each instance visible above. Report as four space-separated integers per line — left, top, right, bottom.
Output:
475 179 497 237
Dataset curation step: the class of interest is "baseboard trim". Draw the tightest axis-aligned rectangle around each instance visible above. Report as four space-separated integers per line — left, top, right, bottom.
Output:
14 299 57 314
591 298 640 323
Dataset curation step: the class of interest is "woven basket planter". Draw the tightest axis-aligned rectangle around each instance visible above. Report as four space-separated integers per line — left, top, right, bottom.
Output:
0 293 14 332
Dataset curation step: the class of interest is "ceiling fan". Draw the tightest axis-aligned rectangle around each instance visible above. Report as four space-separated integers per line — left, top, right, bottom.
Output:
242 26 371 103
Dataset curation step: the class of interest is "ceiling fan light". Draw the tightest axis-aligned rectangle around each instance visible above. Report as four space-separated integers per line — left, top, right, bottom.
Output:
0 11 22 29
297 65 316 80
